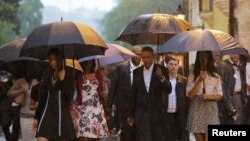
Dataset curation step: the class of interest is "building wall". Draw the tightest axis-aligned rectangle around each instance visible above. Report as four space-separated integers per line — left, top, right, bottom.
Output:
213 6 229 33
235 0 250 51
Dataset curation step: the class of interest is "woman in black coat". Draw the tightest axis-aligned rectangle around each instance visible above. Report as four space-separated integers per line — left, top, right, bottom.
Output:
33 48 76 141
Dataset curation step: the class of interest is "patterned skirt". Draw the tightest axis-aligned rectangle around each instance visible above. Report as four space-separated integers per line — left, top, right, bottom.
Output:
186 95 220 133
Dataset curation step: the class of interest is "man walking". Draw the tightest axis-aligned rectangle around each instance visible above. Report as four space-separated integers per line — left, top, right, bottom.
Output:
109 46 142 141
165 58 189 141
225 55 247 124
128 47 172 141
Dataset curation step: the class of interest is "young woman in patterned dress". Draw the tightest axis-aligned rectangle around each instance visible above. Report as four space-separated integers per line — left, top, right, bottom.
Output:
186 51 223 141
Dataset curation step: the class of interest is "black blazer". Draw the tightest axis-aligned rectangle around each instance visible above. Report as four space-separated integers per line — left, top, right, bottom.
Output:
109 61 132 115
175 75 189 141
129 64 172 119
224 60 247 100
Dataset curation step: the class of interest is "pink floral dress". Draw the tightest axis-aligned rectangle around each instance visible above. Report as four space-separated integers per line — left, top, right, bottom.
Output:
73 75 109 138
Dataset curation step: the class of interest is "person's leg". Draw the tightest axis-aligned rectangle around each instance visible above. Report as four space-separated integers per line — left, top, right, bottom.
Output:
164 113 175 141
1 108 11 140
194 133 205 141
79 137 88 141
9 106 21 141
2 123 11 141
88 138 99 141
37 137 48 141
20 116 37 141
205 133 208 141
120 116 136 141
232 93 243 124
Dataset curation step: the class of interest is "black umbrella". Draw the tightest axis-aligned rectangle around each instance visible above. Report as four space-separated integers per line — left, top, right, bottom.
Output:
0 57 84 80
158 29 248 55
0 57 44 80
0 38 25 61
115 13 193 45
19 21 108 60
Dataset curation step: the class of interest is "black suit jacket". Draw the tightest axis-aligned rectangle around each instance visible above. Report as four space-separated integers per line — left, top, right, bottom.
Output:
224 60 247 100
109 61 133 116
129 64 172 119
174 74 189 141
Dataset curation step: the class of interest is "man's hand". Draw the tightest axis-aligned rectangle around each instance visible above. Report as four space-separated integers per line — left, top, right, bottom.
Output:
32 119 38 132
156 67 165 82
127 117 135 127
155 67 163 78
58 69 65 81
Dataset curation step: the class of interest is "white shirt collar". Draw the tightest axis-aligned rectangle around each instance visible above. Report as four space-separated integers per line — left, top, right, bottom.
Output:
169 74 178 80
144 63 154 72
130 60 137 70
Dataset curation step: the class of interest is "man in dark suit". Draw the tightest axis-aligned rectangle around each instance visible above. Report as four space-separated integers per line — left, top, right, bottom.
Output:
128 46 172 141
164 58 189 141
108 46 142 141
225 54 247 124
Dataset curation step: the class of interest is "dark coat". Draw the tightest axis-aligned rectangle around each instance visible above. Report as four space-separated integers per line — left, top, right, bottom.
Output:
109 61 136 141
215 61 235 124
0 80 12 126
224 60 247 101
35 68 76 140
109 61 132 115
165 74 189 141
129 64 172 141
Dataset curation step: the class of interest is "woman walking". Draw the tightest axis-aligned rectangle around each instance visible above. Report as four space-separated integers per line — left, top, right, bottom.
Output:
186 51 223 141
72 60 109 141
33 48 76 141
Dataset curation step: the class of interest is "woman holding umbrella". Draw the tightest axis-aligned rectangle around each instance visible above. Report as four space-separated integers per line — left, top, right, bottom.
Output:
32 48 76 141
186 51 223 141
72 59 109 141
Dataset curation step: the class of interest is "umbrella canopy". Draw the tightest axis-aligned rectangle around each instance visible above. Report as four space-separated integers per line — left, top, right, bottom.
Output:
64 59 83 72
19 21 108 60
0 57 44 79
0 38 25 61
158 29 248 55
116 13 193 45
79 43 136 67
0 57 83 80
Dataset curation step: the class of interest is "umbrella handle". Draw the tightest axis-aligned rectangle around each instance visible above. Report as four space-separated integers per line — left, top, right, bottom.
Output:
156 33 160 64
203 80 206 94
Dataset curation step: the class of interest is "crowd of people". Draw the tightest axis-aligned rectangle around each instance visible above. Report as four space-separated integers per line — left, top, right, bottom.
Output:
0 46 250 141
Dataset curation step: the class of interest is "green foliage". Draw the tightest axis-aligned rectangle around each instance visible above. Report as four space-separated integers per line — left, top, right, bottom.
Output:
0 0 43 44
18 0 43 37
101 0 181 42
0 21 17 44
0 0 20 44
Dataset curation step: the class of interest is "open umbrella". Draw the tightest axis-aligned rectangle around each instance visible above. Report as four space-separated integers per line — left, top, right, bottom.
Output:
0 38 25 61
0 57 83 80
0 57 44 79
158 29 248 55
78 43 136 67
19 21 108 60
115 13 193 45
